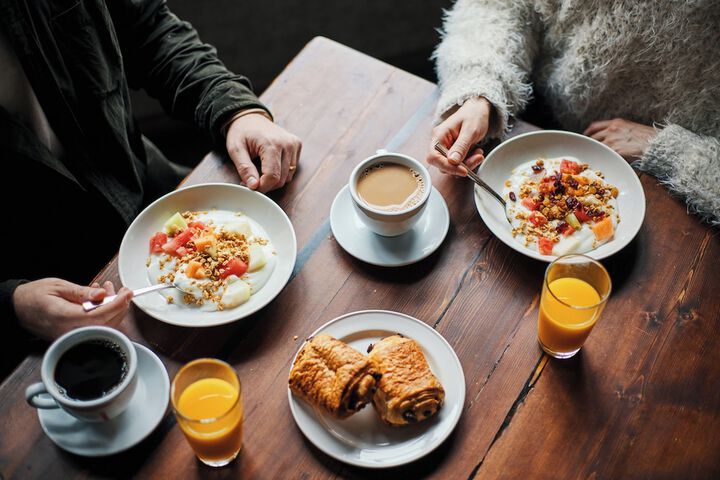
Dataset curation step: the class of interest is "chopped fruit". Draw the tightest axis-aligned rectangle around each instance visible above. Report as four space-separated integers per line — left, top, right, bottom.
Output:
565 212 581 230
574 207 592 223
175 246 188 258
556 222 575 236
560 159 582 174
529 211 548 227
221 278 251 307
149 232 168 254
521 197 540 211
219 257 248 279
247 244 267 272
162 228 194 255
163 212 188 235
538 237 556 255
591 217 614 241
193 234 217 252
185 260 207 279
188 221 206 230
538 178 555 195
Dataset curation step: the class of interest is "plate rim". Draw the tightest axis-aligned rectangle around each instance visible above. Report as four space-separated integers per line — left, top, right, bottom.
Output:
287 309 465 468
330 186 450 267
474 129 646 262
118 182 298 327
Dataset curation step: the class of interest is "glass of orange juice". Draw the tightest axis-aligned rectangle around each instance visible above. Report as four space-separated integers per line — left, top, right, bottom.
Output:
538 254 611 359
171 358 243 466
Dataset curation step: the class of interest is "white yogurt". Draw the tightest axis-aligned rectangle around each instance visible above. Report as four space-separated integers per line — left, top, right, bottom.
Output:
147 210 276 311
503 157 619 256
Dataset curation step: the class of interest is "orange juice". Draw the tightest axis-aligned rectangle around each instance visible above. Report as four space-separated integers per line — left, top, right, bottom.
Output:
176 377 243 464
538 277 601 355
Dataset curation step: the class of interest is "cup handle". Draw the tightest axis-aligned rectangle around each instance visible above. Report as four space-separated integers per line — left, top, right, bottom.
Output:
25 382 59 409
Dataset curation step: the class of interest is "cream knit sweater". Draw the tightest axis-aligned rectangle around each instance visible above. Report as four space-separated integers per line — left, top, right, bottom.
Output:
434 0 720 225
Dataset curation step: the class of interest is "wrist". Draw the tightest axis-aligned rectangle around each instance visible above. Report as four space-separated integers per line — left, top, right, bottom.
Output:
221 108 273 137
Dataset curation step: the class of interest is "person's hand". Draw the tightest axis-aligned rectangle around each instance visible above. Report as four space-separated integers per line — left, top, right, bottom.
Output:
226 112 302 193
584 118 657 160
427 97 493 176
12 278 133 341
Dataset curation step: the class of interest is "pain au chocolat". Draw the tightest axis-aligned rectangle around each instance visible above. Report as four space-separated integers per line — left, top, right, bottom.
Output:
367 334 445 426
289 334 380 418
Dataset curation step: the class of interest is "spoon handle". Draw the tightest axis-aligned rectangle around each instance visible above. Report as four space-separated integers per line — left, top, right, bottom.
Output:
82 283 174 312
433 141 506 207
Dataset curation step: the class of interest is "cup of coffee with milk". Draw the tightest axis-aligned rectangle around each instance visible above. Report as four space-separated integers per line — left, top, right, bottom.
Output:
349 151 432 237
25 326 138 422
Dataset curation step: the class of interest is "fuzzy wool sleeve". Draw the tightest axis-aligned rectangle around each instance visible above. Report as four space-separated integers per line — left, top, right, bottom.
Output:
433 0 540 137
634 125 720 226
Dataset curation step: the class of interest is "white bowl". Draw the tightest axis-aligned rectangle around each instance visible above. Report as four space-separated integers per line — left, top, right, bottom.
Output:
474 130 645 262
119 183 297 327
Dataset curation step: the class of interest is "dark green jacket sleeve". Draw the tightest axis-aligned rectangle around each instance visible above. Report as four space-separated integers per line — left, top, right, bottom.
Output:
107 0 271 148
0 279 25 324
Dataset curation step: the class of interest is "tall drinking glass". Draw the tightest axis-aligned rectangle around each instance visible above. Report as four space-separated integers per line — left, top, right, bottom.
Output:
538 254 611 359
171 358 243 466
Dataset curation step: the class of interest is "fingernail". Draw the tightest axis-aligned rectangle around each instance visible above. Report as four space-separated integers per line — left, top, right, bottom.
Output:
449 152 462 164
247 177 258 189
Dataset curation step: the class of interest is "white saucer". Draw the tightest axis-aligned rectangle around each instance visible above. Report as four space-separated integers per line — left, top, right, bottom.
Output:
38 343 170 457
330 186 449 267
288 310 466 468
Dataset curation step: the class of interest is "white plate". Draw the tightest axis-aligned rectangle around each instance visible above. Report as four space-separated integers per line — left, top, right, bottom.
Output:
288 310 465 468
330 186 449 267
38 343 169 457
119 183 297 327
474 130 645 261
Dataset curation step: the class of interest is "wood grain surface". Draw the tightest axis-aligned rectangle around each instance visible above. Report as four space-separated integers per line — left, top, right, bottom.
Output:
1 37 718 480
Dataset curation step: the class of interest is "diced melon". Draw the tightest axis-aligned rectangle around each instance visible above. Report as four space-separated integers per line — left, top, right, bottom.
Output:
194 234 216 252
554 236 581 256
224 219 253 239
591 217 614 241
247 244 267 272
185 260 206 279
221 279 252 307
163 212 188 235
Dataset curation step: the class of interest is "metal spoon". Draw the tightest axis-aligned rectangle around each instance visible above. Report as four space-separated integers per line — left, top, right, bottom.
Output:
82 282 185 312
433 141 506 207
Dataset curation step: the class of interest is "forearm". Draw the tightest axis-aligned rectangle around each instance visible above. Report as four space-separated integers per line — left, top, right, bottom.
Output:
434 0 540 138
634 124 720 225
109 0 270 147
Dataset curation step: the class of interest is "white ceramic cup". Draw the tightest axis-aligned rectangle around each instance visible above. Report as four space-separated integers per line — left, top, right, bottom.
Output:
25 326 138 423
349 151 432 237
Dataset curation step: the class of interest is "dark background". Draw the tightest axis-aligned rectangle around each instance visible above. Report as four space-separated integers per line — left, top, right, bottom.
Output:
136 0 452 167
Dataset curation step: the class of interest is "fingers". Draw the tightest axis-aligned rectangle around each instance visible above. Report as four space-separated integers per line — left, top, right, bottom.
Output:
426 151 468 177
465 147 485 171
62 283 108 304
258 145 283 193
589 129 609 142
87 287 133 321
288 140 301 182
228 143 260 190
583 120 613 136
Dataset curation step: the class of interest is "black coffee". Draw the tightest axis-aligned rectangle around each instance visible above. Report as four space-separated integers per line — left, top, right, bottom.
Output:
54 340 128 401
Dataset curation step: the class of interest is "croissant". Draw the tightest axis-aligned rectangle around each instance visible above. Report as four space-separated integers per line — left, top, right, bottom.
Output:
367 334 445 426
289 334 380 418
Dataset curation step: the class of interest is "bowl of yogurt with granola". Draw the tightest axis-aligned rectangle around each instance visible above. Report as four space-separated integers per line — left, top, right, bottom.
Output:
119 183 296 327
474 130 645 261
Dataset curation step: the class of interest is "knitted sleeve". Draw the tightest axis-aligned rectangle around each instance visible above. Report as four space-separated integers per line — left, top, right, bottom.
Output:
634 124 720 226
433 0 541 138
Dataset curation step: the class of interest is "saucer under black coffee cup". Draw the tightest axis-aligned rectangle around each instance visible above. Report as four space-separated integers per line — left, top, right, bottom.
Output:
25 326 138 422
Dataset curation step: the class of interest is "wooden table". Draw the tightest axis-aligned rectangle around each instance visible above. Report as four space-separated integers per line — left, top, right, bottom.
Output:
2 37 719 479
